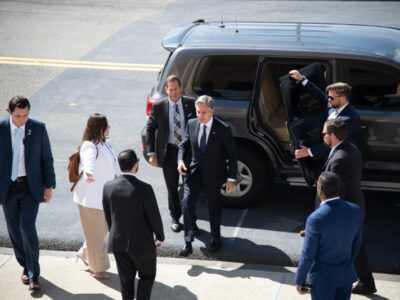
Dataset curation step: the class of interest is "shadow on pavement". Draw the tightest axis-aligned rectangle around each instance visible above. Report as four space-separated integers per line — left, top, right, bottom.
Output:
30 277 114 300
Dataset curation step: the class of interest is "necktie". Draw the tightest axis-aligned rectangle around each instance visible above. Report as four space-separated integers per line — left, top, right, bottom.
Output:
11 127 22 181
173 104 182 145
200 124 207 153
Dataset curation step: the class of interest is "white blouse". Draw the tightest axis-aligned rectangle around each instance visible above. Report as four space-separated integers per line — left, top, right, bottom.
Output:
73 140 119 210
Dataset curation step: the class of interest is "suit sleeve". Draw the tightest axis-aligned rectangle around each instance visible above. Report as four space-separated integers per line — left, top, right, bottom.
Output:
327 155 351 201
304 80 328 109
295 215 320 285
41 124 56 188
146 103 159 154
223 126 238 179
178 122 191 162
102 185 111 230
144 184 165 242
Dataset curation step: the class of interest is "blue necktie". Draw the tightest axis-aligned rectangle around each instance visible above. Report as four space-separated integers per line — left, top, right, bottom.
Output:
200 124 207 153
11 127 22 181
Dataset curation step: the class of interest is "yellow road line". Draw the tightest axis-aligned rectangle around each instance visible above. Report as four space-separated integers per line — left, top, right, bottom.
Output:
0 56 163 72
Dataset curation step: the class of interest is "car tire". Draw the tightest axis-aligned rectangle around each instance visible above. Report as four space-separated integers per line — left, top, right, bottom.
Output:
221 146 272 209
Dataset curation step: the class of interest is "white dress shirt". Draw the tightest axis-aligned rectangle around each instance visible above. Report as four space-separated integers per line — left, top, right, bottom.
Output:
10 118 26 177
321 196 340 205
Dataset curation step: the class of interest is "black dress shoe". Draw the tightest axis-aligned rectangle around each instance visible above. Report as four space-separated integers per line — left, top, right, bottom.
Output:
179 242 193 257
193 224 201 236
170 219 183 233
29 276 40 291
208 237 222 253
21 269 29 285
352 281 377 294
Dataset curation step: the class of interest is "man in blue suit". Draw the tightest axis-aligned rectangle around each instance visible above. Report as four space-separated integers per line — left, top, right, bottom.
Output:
295 171 363 300
0 96 55 291
177 95 237 256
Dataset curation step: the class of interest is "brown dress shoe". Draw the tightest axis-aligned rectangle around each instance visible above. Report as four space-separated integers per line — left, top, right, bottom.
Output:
21 269 29 285
29 276 40 291
300 230 306 237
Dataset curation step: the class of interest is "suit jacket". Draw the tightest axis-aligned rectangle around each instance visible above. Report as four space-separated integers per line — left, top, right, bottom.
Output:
178 117 237 188
73 140 119 210
0 117 55 203
324 141 366 215
295 198 363 289
304 80 361 158
146 96 196 167
103 175 164 254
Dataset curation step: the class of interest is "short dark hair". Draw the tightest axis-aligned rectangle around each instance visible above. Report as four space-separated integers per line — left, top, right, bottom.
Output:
317 171 341 199
326 82 352 101
8 96 30 113
164 75 182 88
118 149 138 172
325 118 347 141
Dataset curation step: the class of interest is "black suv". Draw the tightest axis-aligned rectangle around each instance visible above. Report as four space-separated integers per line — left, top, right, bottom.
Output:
142 21 400 208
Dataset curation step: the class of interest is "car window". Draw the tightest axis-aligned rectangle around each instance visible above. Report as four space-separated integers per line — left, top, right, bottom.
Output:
192 55 259 100
337 60 400 110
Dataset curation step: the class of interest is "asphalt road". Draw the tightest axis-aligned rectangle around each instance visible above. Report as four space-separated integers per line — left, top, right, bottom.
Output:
0 0 399 273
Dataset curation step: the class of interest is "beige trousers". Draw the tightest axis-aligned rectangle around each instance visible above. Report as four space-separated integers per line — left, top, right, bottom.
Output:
77 205 110 272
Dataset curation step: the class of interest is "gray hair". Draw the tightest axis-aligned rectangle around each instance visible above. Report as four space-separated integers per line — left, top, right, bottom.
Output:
195 95 215 111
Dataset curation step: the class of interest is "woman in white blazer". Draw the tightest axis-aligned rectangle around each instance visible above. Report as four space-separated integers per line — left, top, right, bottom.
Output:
73 113 119 279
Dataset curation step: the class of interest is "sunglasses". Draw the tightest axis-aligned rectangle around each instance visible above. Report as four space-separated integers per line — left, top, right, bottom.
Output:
327 95 341 101
321 132 332 137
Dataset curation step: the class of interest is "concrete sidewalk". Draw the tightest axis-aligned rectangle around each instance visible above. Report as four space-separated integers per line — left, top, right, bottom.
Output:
0 248 398 300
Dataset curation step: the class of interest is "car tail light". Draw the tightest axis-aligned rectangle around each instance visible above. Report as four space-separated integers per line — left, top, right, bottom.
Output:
146 94 157 116
142 142 146 151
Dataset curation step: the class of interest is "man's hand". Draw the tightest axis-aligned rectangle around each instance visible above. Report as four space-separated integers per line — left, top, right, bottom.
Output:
177 161 187 175
295 145 309 159
86 173 95 182
296 285 308 295
43 188 52 203
149 154 158 167
225 181 235 194
155 239 163 248
289 70 304 81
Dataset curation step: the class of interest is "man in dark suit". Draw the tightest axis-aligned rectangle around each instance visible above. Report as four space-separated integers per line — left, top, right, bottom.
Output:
320 119 376 295
289 70 361 159
295 171 363 300
146 75 196 233
177 95 237 256
103 149 164 300
0 96 55 291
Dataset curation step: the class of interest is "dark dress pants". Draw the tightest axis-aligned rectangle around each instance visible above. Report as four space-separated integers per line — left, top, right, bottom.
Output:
2 181 40 277
182 170 222 242
114 250 156 300
354 229 376 288
162 144 182 221
310 284 352 300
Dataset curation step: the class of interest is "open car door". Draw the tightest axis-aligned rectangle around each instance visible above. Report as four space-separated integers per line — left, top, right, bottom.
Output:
279 63 328 186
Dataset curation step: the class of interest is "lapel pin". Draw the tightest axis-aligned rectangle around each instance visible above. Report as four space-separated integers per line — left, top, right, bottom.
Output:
28 129 32 136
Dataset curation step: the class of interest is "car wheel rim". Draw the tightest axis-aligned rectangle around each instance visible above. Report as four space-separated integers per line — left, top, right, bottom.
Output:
221 160 253 198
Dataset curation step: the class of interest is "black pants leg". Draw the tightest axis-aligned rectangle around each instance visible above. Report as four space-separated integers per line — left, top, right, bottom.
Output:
204 186 222 239
354 231 375 288
182 171 202 243
114 252 136 300
132 252 156 300
3 181 40 277
162 145 181 221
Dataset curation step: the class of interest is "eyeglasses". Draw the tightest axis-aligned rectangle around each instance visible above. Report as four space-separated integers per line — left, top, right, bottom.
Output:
321 132 332 137
327 95 341 101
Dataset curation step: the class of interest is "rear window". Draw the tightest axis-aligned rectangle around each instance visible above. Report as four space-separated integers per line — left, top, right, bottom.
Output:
192 55 259 100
